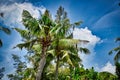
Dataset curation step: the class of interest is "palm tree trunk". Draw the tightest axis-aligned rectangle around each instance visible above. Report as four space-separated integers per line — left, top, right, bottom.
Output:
55 56 59 80
36 46 47 80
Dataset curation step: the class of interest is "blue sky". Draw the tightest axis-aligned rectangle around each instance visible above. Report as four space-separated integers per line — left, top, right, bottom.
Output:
0 0 120 79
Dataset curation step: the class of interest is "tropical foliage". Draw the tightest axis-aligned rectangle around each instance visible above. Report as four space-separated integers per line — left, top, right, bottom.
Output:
5 6 118 80
109 37 120 80
10 6 88 80
109 37 120 62
0 26 11 47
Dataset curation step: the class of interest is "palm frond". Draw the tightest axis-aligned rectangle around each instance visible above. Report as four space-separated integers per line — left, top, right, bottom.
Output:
74 21 83 26
49 24 58 33
32 44 41 52
70 54 82 67
69 52 82 62
22 10 40 35
22 10 33 19
13 39 37 50
80 47 90 54
44 10 51 17
114 51 120 62
59 39 80 48
47 49 55 57
61 50 74 67
14 42 30 50
109 50 113 55
63 19 70 24
79 40 89 44
68 46 78 54
109 47 120 55
115 37 120 42
113 47 120 51
41 10 53 26
14 28 30 40
0 26 11 34
55 26 63 35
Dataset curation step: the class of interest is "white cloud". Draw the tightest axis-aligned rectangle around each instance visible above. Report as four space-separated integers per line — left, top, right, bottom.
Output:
100 61 115 74
73 27 100 68
0 2 46 28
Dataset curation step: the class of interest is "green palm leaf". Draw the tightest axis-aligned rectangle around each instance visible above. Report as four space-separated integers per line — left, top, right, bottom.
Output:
114 51 120 62
22 10 40 35
80 47 90 54
59 39 80 48
61 50 74 67
114 47 120 51
47 49 55 57
74 21 83 26
109 50 113 55
115 37 120 42
0 26 11 34
13 39 37 50
32 44 41 52
109 47 120 55
14 28 30 40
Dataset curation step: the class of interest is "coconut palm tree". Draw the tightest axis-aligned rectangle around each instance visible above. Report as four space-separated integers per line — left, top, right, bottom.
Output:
14 9 56 80
15 7 89 80
50 6 90 80
48 39 82 80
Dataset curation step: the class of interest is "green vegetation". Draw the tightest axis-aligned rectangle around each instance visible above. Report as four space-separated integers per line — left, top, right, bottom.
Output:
4 6 119 80
109 37 120 80
0 26 11 47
